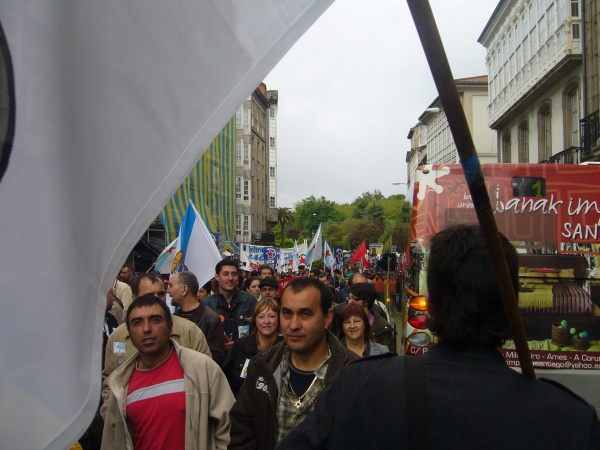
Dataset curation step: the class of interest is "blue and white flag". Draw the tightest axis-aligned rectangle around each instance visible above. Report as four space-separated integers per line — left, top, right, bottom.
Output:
153 238 179 274
305 223 323 268
171 201 222 290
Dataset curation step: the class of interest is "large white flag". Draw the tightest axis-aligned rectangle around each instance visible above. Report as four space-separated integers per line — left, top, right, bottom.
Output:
0 1 334 448
171 201 222 290
305 222 323 267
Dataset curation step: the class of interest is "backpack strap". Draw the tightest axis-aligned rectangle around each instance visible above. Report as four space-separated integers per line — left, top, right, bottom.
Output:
405 355 428 450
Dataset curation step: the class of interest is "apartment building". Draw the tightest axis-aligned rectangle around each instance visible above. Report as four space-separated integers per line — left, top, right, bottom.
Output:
235 83 278 246
478 0 587 163
581 0 600 159
406 76 497 188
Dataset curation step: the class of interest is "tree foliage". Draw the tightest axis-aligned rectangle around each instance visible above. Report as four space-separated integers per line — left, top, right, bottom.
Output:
294 195 338 234
264 190 410 255
276 207 295 247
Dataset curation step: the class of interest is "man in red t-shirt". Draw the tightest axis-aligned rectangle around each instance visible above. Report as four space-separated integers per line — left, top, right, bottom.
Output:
102 295 234 450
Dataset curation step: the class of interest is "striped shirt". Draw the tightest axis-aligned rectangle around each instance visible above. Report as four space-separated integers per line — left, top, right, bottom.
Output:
127 349 186 449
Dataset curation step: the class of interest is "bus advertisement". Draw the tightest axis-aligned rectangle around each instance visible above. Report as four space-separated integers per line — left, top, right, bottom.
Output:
404 163 600 412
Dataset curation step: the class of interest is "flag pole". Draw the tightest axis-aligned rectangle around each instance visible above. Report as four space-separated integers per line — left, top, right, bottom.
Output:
406 0 535 379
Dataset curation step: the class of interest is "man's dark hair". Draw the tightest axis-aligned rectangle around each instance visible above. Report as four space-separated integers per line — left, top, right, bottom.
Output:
131 272 164 297
282 277 332 315
258 264 274 276
125 294 173 332
426 224 518 348
215 258 238 274
348 282 376 310
348 272 367 287
121 263 135 274
178 271 199 295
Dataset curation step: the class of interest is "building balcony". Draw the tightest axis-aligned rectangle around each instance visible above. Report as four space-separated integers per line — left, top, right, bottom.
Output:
580 110 599 158
540 146 583 164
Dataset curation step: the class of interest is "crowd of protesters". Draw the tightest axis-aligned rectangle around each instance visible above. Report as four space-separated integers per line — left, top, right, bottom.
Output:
74 228 599 449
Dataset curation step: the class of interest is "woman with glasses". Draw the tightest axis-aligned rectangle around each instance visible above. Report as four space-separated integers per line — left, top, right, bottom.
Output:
337 302 389 357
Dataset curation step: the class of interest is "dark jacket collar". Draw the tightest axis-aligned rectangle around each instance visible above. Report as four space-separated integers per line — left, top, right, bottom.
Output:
256 330 358 385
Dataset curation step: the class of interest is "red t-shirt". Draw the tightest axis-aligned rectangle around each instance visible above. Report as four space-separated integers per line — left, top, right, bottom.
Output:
127 349 186 449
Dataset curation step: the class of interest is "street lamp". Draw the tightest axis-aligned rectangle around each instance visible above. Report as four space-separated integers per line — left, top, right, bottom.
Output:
392 182 409 195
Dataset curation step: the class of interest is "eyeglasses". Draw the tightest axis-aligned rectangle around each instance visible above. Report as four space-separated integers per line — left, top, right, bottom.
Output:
347 295 363 302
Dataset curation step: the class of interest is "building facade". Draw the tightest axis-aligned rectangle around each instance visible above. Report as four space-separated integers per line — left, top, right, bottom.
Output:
406 76 497 189
159 117 237 252
235 83 278 246
479 0 588 164
581 0 600 159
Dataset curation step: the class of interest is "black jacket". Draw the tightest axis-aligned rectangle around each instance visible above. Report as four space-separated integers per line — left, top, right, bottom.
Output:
203 290 257 341
221 333 283 396
175 301 227 366
228 331 359 450
277 342 600 449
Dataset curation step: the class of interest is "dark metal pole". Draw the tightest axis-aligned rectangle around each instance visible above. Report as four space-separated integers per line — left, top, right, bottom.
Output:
406 0 535 379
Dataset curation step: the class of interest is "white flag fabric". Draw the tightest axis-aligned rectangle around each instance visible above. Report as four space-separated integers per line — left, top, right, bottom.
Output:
293 240 301 271
0 1 334 448
305 222 323 267
171 201 222 290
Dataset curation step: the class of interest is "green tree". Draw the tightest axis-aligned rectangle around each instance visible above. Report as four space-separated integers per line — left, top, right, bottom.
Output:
295 195 338 234
365 202 385 222
347 219 385 249
352 190 385 219
276 207 295 247
323 223 346 249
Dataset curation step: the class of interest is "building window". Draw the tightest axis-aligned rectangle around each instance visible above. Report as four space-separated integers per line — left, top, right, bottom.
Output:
270 196 276 208
269 137 275 148
243 215 250 236
538 103 552 161
563 83 580 148
236 108 241 128
571 0 579 17
236 177 242 201
518 120 529 163
269 167 275 178
243 109 250 134
270 107 275 118
236 214 241 235
243 180 250 201
502 132 511 163
243 144 250 166
236 139 242 165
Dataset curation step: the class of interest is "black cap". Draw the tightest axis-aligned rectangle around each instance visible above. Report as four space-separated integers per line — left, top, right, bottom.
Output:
259 277 278 289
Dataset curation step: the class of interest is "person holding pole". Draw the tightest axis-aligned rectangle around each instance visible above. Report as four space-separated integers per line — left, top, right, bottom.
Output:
276 225 600 450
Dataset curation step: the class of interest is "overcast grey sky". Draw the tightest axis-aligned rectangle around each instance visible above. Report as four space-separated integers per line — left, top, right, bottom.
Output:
265 0 499 208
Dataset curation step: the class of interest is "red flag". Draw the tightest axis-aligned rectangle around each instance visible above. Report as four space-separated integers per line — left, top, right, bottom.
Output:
349 240 370 269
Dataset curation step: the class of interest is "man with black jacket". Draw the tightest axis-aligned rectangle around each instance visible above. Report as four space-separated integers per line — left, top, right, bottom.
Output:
276 225 600 449
228 277 358 450
204 259 257 351
168 271 227 365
